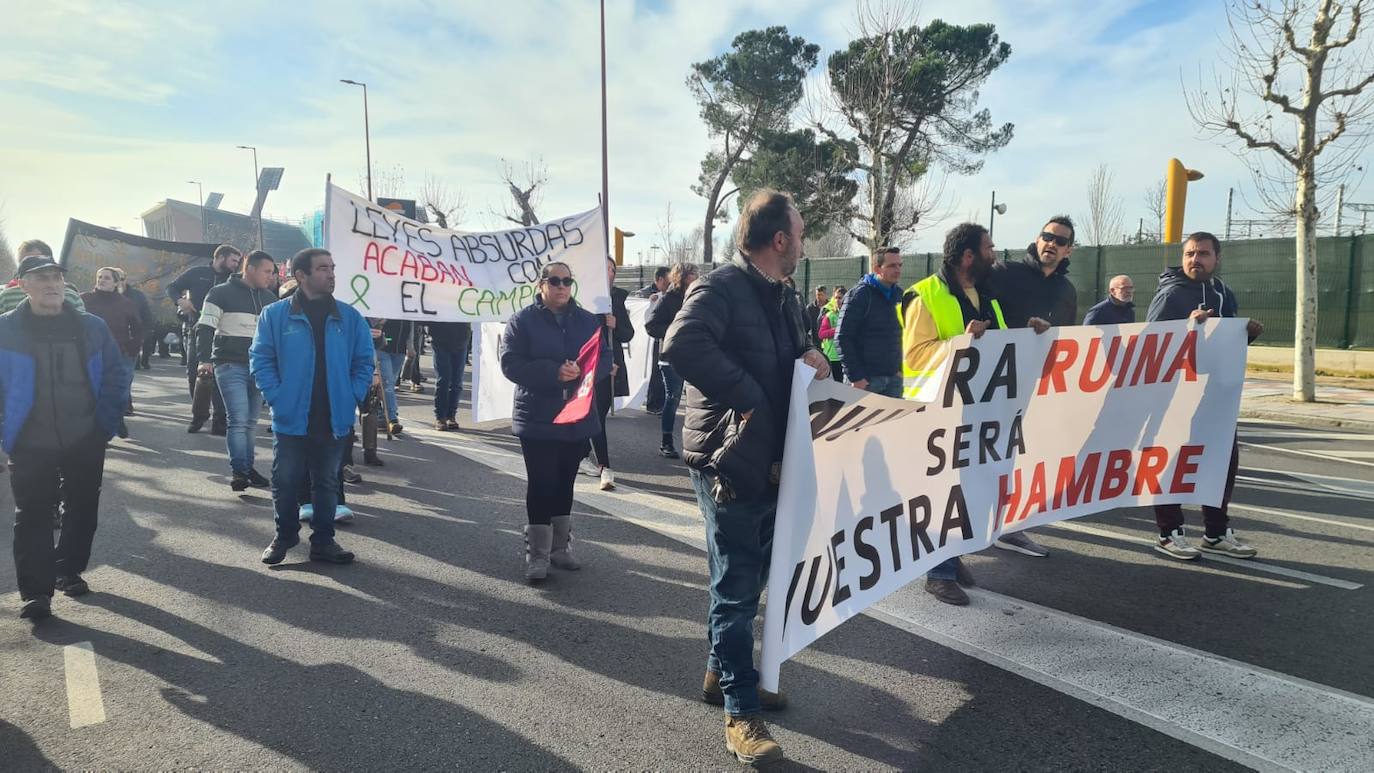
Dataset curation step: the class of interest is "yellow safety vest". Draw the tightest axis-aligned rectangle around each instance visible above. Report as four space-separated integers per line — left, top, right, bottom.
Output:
900 274 1006 400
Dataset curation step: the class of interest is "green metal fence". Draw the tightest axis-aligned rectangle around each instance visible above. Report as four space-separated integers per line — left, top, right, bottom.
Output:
613 234 1374 349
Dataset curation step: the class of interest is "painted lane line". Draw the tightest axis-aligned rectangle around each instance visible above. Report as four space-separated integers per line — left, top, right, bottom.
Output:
434 433 1374 770
1238 441 1374 469
1227 502 1374 535
64 642 107 729
1234 474 1374 503
1050 521 1363 590
870 587 1374 773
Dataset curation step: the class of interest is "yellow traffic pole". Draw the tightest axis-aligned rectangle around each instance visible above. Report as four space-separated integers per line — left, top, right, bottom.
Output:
1164 158 1204 244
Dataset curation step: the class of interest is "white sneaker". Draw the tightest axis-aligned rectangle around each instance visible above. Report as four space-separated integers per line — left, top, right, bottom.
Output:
333 505 355 523
1198 528 1256 558
299 504 314 522
579 457 601 477
599 467 616 491
1155 528 1201 561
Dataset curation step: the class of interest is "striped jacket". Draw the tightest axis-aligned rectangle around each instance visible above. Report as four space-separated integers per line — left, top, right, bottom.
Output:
196 276 276 364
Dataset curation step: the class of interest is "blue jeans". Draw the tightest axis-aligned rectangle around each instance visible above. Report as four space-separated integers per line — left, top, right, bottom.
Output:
863 373 903 398
271 433 347 546
377 351 405 420
689 468 776 717
433 343 467 420
929 557 961 581
215 362 261 475
660 363 684 436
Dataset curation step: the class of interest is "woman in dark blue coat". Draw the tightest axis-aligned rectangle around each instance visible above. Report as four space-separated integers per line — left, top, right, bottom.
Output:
500 262 608 582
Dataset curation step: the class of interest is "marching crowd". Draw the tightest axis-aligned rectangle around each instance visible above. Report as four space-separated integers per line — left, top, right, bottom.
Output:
1 188 1265 765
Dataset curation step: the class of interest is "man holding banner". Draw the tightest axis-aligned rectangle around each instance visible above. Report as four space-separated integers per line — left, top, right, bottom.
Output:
662 190 829 766
900 222 1008 606
1146 232 1262 560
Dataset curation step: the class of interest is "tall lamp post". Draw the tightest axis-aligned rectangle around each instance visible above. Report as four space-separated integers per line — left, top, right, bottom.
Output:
340 79 373 201
236 145 263 250
187 180 204 240
989 191 1007 239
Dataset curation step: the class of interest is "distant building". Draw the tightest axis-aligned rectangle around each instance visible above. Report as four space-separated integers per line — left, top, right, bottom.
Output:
141 199 312 260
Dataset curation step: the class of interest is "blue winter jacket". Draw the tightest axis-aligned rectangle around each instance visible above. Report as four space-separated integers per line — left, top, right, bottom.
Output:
250 293 375 438
1083 297 1136 325
500 296 609 442
835 273 903 383
0 301 128 454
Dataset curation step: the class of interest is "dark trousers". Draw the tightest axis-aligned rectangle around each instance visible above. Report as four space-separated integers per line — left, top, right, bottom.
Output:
297 433 349 507
186 338 225 425
828 359 845 382
271 433 347 546
1154 434 1240 538
10 435 107 600
139 330 160 367
645 339 665 411
432 343 468 420
587 377 614 468
519 437 585 525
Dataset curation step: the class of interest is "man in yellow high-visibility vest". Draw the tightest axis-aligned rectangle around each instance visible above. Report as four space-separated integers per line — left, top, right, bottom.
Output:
901 223 1042 606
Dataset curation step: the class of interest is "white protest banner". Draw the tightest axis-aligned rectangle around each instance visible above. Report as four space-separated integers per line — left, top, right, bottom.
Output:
470 297 653 423
759 318 1249 691
324 181 609 321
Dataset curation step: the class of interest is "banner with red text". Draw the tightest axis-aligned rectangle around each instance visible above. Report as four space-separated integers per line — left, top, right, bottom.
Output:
759 318 1248 691
324 182 609 321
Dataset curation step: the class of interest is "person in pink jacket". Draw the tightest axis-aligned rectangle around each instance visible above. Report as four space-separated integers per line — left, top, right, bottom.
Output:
816 285 846 382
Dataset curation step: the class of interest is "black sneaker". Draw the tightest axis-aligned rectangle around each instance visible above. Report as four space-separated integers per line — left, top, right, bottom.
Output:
924 578 969 606
659 445 679 459
363 451 384 467
210 422 227 437
247 469 270 488
341 466 363 484
231 472 251 492
55 575 89 597
261 537 299 565
19 597 52 620
309 541 355 564
187 419 205 433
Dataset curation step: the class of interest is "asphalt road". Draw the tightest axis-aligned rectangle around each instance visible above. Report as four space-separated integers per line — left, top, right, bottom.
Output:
2 357 1371 771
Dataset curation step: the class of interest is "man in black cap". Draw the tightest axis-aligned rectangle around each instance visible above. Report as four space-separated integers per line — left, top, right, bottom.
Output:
0 254 128 620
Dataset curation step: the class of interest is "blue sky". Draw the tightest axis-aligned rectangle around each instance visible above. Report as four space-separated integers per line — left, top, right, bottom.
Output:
3 0 1370 265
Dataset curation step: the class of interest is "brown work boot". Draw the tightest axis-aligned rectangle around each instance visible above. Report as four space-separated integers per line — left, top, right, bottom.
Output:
702 670 788 711
724 714 783 765
924 577 969 606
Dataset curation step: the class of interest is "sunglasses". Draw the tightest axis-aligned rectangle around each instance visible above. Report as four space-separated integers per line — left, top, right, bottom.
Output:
1039 232 1071 248
543 276 574 288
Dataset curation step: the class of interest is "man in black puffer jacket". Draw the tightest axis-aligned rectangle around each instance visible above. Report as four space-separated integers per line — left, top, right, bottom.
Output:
989 215 1078 329
662 189 830 765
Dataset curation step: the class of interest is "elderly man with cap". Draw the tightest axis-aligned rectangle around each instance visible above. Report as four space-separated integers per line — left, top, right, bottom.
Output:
0 253 128 620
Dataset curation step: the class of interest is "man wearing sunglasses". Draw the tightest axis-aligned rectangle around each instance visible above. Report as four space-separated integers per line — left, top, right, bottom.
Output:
986 216 1075 559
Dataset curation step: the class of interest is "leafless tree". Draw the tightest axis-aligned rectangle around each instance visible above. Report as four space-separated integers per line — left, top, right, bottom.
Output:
419 174 467 230
1187 0 1374 401
1144 179 1167 240
805 223 859 258
1082 164 1125 245
496 157 547 227
361 164 408 200
655 202 676 257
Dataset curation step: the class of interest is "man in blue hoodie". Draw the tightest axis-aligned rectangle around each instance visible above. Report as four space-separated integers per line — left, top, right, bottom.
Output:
251 249 374 566
836 247 904 397
1146 232 1263 561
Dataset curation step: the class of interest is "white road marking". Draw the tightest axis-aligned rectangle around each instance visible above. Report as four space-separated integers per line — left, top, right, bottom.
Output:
63 642 107 728
1228 502 1374 535
1240 466 1374 499
436 432 1374 770
1239 441 1374 469
1050 521 1363 590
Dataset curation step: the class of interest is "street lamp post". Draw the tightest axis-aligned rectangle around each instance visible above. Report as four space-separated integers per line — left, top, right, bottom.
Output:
236 145 264 250
989 191 1008 239
340 79 373 201
187 180 204 241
